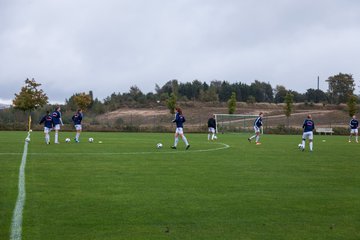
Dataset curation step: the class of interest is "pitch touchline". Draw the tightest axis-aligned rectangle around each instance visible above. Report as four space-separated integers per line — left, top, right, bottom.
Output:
0 143 230 156
10 133 30 240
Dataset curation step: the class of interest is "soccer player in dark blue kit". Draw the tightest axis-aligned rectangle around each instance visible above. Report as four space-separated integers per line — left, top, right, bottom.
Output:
171 107 190 150
248 112 263 145
72 109 83 143
52 106 64 144
39 111 54 144
300 114 315 151
349 115 359 143
207 114 217 140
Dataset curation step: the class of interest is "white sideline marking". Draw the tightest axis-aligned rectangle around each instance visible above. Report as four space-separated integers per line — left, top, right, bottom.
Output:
10 134 30 240
0 143 230 156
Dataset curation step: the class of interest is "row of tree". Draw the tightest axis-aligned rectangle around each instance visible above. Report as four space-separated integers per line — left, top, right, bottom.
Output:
8 73 360 116
1 73 357 131
103 73 357 110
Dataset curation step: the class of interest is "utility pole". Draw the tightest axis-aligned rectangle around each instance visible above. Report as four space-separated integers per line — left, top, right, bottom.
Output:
316 76 320 103
317 76 319 90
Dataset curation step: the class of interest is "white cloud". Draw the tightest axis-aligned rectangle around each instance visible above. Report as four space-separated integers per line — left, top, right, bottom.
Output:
1 0 360 103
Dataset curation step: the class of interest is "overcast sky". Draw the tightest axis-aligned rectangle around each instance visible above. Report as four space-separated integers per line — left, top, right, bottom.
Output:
1 0 359 104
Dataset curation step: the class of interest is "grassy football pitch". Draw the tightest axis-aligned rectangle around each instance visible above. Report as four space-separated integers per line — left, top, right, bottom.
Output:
1 131 360 240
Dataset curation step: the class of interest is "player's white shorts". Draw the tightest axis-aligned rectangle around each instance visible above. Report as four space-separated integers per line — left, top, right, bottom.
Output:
75 124 82 131
175 127 184 135
302 131 313 140
350 129 358 134
44 127 52 134
54 124 61 130
208 127 215 133
254 126 261 133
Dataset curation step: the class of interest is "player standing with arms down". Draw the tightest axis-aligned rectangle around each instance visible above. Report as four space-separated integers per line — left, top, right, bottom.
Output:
52 106 64 144
300 114 315 151
39 111 54 144
207 114 217 141
72 109 83 143
349 115 359 143
171 107 190 150
248 112 263 145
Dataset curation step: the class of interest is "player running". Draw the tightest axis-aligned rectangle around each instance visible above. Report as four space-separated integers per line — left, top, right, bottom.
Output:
207 114 217 141
72 109 83 143
171 107 190 150
39 111 54 144
52 106 64 144
248 112 263 145
300 114 315 152
349 115 359 143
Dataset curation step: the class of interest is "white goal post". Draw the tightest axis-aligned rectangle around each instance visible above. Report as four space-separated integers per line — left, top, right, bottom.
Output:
214 114 259 134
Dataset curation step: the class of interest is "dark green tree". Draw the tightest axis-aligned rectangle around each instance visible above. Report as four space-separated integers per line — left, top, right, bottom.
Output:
274 85 288 103
166 93 177 114
347 95 358 117
129 85 144 101
228 92 237 114
289 90 305 103
191 80 203 101
219 81 233 102
91 98 106 114
178 82 193 100
326 73 355 104
250 80 274 102
284 92 294 128
305 88 328 103
199 87 219 102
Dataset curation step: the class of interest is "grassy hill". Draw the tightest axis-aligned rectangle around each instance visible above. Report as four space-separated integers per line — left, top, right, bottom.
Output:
93 102 352 133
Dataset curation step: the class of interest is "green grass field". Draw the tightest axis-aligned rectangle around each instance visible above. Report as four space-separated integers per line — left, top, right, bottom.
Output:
1 131 360 240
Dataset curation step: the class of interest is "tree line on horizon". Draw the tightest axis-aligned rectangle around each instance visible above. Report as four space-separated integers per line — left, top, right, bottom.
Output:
100 72 357 111
4 73 360 114
0 72 358 130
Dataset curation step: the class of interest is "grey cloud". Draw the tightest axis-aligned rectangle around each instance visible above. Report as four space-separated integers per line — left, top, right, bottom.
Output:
1 0 359 103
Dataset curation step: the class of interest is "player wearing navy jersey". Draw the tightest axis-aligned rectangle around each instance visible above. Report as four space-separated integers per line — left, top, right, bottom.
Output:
300 114 315 151
207 114 217 140
248 112 263 145
349 115 359 143
39 111 54 144
72 109 83 143
52 106 64 144
171 107 190 150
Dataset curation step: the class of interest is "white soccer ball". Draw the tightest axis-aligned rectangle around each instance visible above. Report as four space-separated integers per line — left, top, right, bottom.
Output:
25 137 30 142
213 135 218 140
156 143 163 149
65 138 71 143
298 143 303 149
88 137 94 143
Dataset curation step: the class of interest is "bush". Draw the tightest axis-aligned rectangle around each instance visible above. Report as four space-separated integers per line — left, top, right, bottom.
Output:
265 125 303 135
333 127 350 135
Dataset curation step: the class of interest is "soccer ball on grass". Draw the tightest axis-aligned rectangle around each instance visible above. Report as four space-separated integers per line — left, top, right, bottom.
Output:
65 138 71 143
88 137 94 143
156 143 163 149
